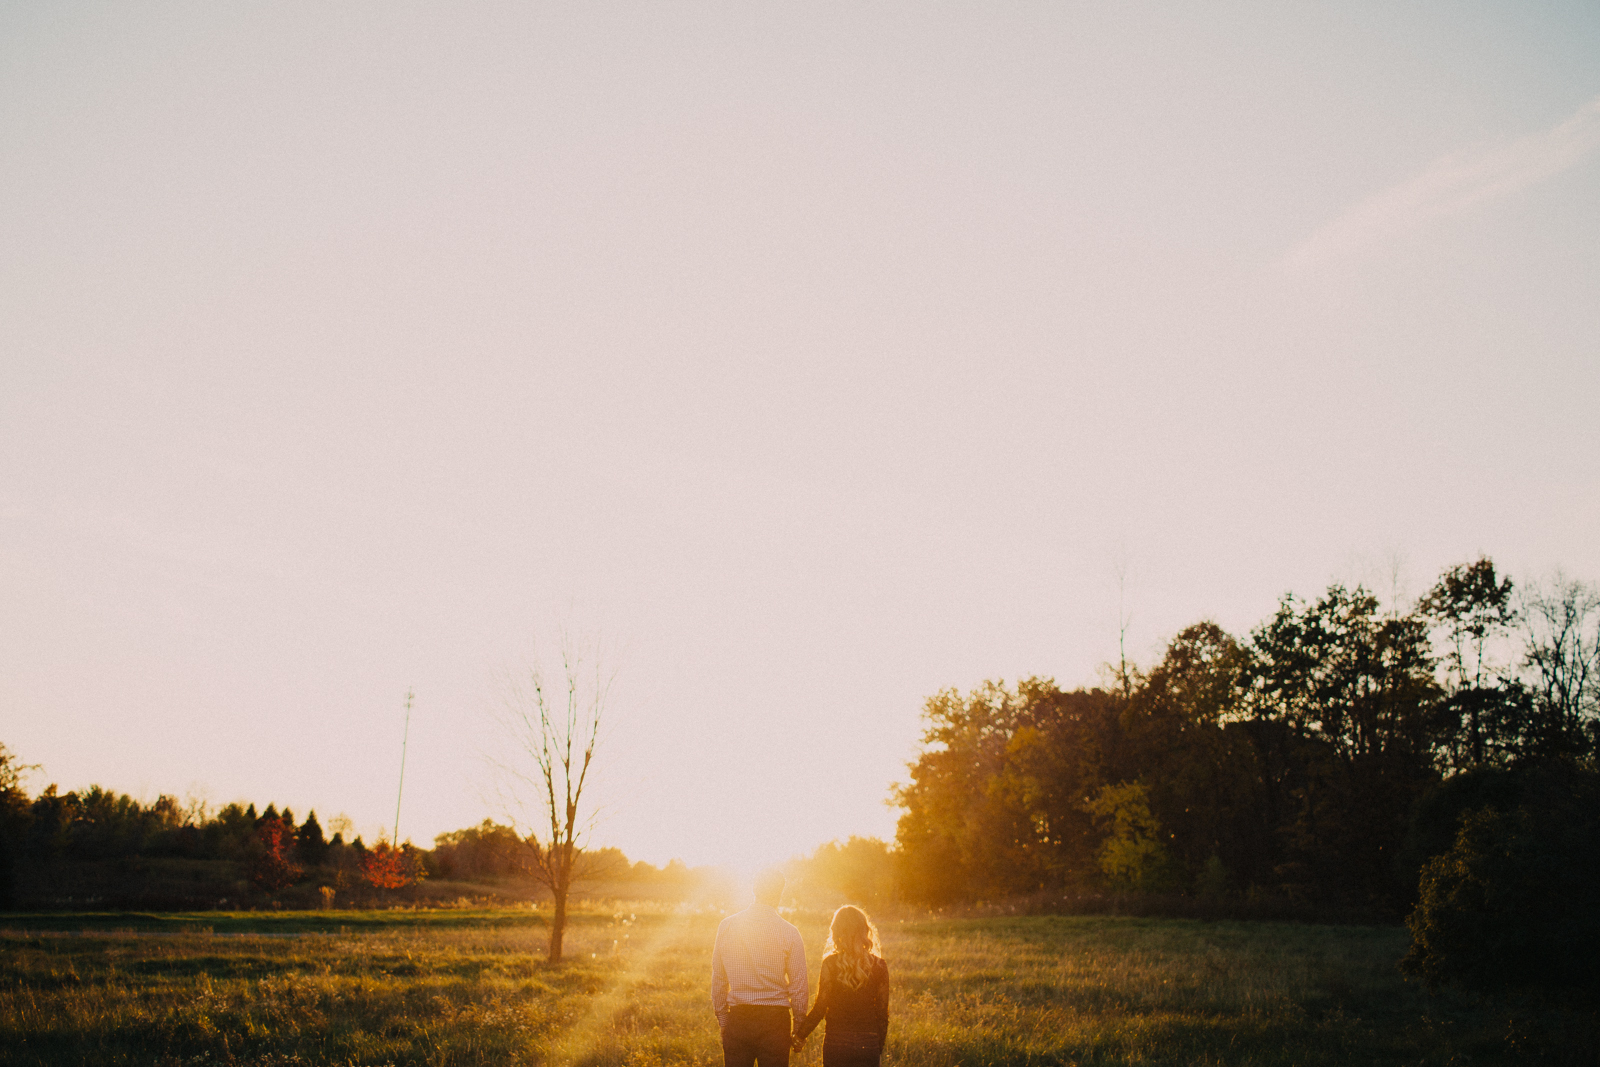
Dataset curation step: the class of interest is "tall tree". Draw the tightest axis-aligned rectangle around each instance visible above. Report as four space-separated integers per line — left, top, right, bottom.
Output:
1419 557 1519 766
1246 585 1442 905
1123 622 1270 889
894 680 1118 903
894 681 1029 903
492 633 614 962
1249 585 1441 762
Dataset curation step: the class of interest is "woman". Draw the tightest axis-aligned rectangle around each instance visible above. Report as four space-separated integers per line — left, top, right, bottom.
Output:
792 905 889 1066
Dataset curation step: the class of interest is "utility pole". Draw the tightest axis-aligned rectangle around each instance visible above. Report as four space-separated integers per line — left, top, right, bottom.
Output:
393 688 413 844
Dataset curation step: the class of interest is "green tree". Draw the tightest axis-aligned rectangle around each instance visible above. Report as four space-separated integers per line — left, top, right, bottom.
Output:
892 682 1018 905
27 786 80 860
999 685 1122 891
894 680 1118 904
1246 584 1443 905
203 802 258 861
1084 781 1178 892
70 786 155 859
1249 585 1442 761
1120 622 1268 892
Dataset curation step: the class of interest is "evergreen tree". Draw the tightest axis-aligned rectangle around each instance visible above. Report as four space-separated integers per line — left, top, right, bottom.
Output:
297 811 328 867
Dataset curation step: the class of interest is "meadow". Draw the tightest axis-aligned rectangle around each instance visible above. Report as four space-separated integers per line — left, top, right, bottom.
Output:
1 906 1592 1066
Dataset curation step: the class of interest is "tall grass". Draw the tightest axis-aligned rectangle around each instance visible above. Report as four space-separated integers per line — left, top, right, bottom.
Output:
0 907 1591 1065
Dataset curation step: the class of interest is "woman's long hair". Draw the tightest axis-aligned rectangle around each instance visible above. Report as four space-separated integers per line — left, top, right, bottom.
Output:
823 905 881 989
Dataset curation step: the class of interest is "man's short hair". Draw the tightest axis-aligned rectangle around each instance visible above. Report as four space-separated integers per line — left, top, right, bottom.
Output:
754 868 785 905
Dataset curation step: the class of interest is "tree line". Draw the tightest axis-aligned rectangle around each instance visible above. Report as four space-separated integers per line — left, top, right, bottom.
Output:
0 759 711 909
0 770 433 907
4 557 1594 986
430 818 710 896
891 559 1599 929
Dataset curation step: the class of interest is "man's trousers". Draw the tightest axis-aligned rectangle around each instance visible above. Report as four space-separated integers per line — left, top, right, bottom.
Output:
722 1004 791 1067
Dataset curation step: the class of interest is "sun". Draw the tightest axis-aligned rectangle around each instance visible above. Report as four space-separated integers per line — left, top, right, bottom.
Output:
719 841 793 898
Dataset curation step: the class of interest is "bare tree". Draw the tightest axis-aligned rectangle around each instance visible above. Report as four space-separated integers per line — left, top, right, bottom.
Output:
1519 573 1600 757
0 743 38 797
1113 557 1135 699
492 633 615 962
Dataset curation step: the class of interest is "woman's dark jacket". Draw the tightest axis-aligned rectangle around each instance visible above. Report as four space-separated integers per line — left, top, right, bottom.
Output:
794 954 889 1053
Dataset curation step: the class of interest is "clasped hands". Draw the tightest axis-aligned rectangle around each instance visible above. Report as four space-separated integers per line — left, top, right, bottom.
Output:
790 1030 807 1052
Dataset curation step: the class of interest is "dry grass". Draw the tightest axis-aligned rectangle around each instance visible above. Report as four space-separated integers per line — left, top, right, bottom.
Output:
0 907 1592 1065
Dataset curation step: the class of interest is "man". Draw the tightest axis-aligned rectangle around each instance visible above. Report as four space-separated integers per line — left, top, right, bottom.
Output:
711 868 809 1067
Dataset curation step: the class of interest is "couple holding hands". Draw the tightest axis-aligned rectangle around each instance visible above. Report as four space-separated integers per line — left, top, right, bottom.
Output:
711 869 889 1067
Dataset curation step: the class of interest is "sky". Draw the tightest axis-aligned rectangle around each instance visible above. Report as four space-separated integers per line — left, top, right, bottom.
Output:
2 2 1597 870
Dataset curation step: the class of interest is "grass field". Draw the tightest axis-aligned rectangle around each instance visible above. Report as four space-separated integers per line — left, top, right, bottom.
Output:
1 906 1593 1066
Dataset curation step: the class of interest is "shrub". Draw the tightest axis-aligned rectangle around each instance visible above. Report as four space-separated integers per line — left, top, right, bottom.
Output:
1401 763 1600 989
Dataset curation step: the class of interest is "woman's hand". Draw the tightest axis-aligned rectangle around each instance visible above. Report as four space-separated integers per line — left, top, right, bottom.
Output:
790 1034 806 1052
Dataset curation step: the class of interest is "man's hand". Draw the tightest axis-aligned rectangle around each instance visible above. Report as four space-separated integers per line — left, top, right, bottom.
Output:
790 1032 806 1052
